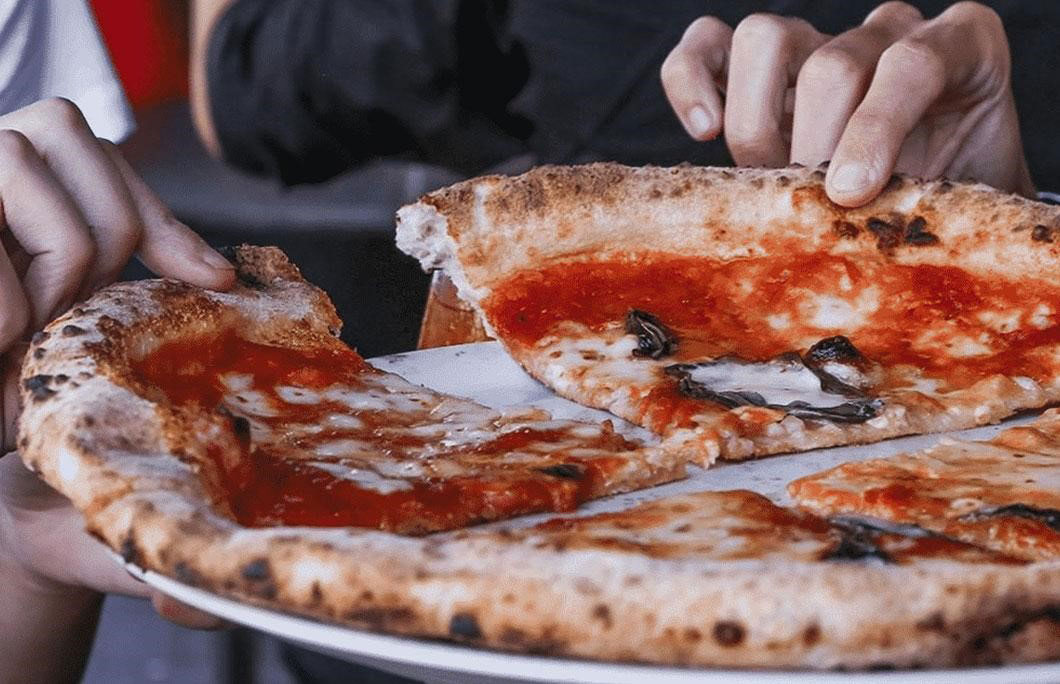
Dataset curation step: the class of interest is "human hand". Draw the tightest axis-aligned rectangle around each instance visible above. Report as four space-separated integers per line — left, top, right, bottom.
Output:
0 97 237 451
661 1 1035 206
0 454 225 629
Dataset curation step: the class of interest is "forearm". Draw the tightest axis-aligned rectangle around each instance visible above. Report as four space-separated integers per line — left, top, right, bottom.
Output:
0 549 103 684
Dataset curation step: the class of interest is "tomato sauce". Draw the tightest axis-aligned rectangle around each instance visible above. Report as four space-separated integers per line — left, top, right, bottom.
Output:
133 332 636 532
485 253 1060 389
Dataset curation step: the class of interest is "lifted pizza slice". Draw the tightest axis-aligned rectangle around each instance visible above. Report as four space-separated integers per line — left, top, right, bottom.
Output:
397 164 1060 465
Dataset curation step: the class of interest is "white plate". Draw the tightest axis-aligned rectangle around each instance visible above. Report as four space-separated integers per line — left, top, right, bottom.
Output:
124 341 1059 684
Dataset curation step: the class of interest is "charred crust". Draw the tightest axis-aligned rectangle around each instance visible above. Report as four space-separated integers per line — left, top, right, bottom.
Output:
537 463 583 479
241 558 270 581
591 603 613 629
883 174 904 193
866 217 903 251
904 216 939 246
713 621 746 647
30 331 49 345
1032 224 1055 243
32 347 46 360
173 561 203 586
803 623 821 646
916 612 946 632
23 375 56 400
831 221 856 239
776 175 791 187
449 612 483 639
54 374 69 384
119 534 142 565
937 180 954 193
811 169 826 180
61 324 86 337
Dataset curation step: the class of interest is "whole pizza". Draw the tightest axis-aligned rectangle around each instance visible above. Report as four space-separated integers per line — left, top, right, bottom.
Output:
16 164 1060 670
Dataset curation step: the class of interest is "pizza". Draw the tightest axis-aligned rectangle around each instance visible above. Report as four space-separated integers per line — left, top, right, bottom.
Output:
12 189 1060 669
789 410 1060 561
396 163 1060 465
17 246 685 536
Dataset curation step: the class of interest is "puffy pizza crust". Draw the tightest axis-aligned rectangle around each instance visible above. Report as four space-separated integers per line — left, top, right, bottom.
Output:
395 163 1060 462
15 246 1060 669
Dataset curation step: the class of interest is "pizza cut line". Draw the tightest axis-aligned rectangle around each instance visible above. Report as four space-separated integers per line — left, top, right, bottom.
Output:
396 163 1060 464
13 201 1060 667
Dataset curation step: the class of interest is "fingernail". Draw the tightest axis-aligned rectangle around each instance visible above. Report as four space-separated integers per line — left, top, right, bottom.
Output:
829 163 871 194
200 248 234 271
688 106 714 139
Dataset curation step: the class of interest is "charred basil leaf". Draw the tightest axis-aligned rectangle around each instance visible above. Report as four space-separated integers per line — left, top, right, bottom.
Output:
960 504 1060 532
625 309 678 359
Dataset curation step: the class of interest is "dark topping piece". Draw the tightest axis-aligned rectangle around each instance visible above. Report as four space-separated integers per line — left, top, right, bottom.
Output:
537 463 583 479
821 518 895 564
625 309 678 359
449 612 483 639
61 324 86 337
665 354 881 424
23 374 56 400
960 503 1060 531
806 336 862 364
713 621 746 646
903 216 939 245
1032 224 1056 243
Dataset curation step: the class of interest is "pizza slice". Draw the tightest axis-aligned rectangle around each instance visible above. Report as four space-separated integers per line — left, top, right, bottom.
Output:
18 246 684 535
789 410 1060 561
396 163 1060 465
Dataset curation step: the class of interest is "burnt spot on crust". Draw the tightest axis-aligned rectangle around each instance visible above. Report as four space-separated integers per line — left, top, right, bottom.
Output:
120 534 142 565
937 179 954 193
833 220 859 239
867 217 903 251
776 175 791 187
591 604 613 629
867 215 939 250
449 612 483 639
173 561 203 586
883 174 905 193
241 558 271 581
803 623 821 646
537 463 583 479
30 331 49 345
713 621 746 647
916 612 946 632
1032 224 1056 243
61 324 86 337
23 375 56 401
54 374 69 384
32 347 46 360
903 216 939 245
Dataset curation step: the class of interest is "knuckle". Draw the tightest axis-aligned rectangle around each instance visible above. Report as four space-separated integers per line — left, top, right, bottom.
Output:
943 1 1003 30
31 97 89 132
879 39 945 83
681 15 730 43
798 46 865 89
867 1 923 25
0 129 37 164
733 13 790 44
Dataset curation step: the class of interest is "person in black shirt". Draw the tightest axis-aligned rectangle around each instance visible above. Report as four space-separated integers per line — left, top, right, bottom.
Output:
192 1 1053 201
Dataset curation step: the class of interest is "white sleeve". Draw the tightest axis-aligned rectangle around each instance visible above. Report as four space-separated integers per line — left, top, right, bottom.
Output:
0 0 135 142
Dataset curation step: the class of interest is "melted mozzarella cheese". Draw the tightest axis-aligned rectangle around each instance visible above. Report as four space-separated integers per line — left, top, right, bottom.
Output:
685 361 846 408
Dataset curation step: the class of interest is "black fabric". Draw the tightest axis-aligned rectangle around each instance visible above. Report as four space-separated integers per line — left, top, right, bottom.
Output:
208 0 1060 189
